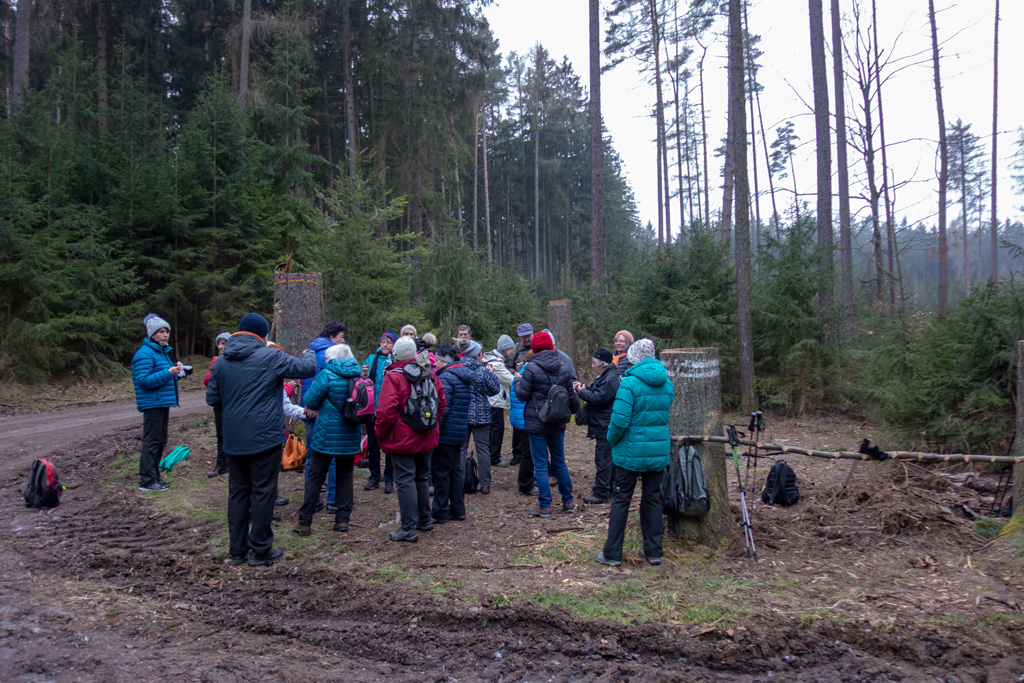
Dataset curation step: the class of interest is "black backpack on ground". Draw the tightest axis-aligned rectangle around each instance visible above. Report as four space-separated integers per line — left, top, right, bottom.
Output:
533 371 572 425
398 364 440 431
761 461 800 506
25 458 64 509
464 452 479 494
662 444 711 524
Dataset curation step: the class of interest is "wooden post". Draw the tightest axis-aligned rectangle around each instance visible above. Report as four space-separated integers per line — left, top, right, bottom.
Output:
547 298 576 368
1013 341 1024 517
273 273 324 357
661 347 734 546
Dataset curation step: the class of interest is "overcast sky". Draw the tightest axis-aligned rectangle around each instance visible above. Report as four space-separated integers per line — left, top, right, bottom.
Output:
482 0 1023 238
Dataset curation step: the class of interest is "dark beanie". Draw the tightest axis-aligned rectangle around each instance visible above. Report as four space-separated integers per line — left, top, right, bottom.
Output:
531 331 554 352
593 347 613 364
238 313 270 339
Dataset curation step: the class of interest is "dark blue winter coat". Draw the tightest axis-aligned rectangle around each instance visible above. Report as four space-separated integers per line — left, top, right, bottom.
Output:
513 349 579 435
437 362 473 445
303 357 363 456
360 347 392 408
577 365 620 439
300 336 336 406
206 332 317 456
462 356 500 425
132 338 180 412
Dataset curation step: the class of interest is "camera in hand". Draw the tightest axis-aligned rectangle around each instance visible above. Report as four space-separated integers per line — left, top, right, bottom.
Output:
178 364 194 378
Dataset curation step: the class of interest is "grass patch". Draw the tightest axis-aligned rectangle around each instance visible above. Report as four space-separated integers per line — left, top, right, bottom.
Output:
973 517 1005 538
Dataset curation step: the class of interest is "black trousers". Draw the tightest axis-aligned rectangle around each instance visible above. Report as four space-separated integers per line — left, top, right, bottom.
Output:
602 466 664 562
592 434 612 500
365 417 394 483
227 445 282 558
140 407 169 487
489 407 506 464
392 452 431 533
514 427 535 493
299 449 355 526
213 404 226 470
431 441 465 521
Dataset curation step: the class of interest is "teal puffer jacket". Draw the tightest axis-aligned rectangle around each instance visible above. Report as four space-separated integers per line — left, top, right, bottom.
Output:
303 357 363 456
132 338 179 412
606 357 674 472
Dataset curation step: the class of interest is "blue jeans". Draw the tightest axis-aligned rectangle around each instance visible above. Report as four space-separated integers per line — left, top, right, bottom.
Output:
304 418 335 504
528 432 573 509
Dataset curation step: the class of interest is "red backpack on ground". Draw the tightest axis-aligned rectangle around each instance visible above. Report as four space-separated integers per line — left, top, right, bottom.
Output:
25 458 64 509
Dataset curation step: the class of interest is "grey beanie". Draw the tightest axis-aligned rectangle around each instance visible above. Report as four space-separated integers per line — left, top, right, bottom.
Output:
497 334 515 352
216 332 231 344
144 313 171 338
464 340 483 358
393 336 417 361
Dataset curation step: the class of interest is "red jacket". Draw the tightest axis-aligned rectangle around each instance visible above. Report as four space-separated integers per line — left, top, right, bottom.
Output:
203 355 219 387
374 358 446 455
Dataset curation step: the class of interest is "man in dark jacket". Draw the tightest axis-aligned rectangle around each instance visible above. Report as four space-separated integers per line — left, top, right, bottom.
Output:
432 345 472 523
513 331 579 517
206 313 317 567
574 348 621 505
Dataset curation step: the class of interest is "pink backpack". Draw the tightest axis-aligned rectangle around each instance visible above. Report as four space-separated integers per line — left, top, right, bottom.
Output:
342 377 376 424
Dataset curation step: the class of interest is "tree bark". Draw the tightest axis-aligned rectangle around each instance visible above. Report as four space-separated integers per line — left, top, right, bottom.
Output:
239 0 252 106
928 0 949 315
729 0 755 412
483 102 492 263
990 0 1000 282
547 299 575 369
534 103 541 278
698 45 711 230
473 105 479 251
273 273 325 358
342 0 357 178
662 348 733 546
1014 340 1024 518
833 0 853 330
872 0 898 313
589 0 604 301
650 0 667 248
720 56 736 248
96 0 108 122
11 0 30 112
809 0 833 319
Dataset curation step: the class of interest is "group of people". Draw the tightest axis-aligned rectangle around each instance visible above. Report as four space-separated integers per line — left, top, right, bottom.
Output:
132 313 674 569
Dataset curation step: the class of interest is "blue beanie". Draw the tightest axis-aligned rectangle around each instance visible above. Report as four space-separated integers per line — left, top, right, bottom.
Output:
238 313 270 340
382 331 397 344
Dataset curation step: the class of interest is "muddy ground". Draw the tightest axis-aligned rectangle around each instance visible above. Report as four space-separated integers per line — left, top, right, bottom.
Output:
2 389 1024 681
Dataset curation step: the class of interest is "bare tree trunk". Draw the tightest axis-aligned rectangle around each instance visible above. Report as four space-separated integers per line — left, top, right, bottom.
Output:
720 72 735 247
755 87 779 241
834 0 854 329
928 0 949 314
534 110 540 278
483 103 492 264
589 0 604 300
651 0 668 247
473 105 479 251
871 0 898 313
990 0 1000 282
454 164 463 243
273 273 325 357
959 133 970 289
809 0 833 321
342 0 357 178
729 0 755 412
743 1 761 247
239 0 252 106
96 0 108 123
11 0 30 112
698 45 711 229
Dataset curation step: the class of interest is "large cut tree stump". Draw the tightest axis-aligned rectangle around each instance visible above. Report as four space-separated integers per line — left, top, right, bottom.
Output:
1014 341 1023 517
661 347 734 546
273 273 324 357
547 299 576 368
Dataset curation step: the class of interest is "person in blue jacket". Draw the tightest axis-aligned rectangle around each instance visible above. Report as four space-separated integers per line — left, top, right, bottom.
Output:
300 321 347 509
598 339 674 568
361 331 396 492
293 343 363 535
432 345 473 523
510 365 537 497
132 313 183 492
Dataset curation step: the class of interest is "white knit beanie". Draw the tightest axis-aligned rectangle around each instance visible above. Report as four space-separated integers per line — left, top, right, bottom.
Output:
393 336 417 361
144 313 170 338
627 338 656 364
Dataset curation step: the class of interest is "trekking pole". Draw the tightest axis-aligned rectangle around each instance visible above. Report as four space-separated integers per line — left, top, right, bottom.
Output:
728 424 757 562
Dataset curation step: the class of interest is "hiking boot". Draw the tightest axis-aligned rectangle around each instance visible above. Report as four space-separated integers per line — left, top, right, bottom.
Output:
227 551 249 566
388 529 418 543
529 506 551 518
509 458 521 466
493 460 507 467
139 482 169 492
639 550 662 566
596 552 621 568
452 514 466 521
417 521 434 532
292 524 311 537
332 523 349 533
519 487 538 496
274 496 289 506
314 502 325 513
562 503 575 514
480 486 490 495
384 482 394 494
326 504 339 513
583 496 609 505
364 480 380 491
248 548 284 566
272 514 281 522
207 465 228 478
432 517 449 525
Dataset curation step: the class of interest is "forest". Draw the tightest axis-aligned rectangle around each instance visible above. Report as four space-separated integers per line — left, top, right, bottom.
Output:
2 0 1023 453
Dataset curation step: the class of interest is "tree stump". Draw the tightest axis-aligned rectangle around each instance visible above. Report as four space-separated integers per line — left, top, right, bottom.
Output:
1013 341 1023 517
661 347 734 546
272 273 325 357
547 299 576 368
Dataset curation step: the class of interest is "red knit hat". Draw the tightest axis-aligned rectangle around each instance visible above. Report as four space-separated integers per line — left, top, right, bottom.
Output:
531 331 554 352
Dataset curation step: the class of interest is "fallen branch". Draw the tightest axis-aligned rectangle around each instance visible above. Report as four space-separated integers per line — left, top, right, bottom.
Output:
545 526 585 535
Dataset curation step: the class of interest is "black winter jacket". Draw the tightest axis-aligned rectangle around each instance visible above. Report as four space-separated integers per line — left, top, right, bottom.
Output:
514 349 579 434
206 332 317 456
577 366 620 439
